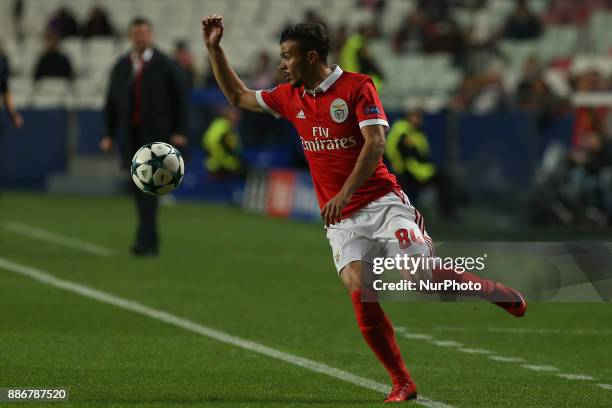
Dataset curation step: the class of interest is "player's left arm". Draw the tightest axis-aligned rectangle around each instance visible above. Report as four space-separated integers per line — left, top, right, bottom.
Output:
320 124 386 226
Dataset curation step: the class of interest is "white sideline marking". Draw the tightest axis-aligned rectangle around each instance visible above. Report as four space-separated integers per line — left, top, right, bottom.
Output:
2 222 115 257
557 374 595 381
432 326 612 335
402 326 607 388
430 340 462 347
458 348 492 355
0 257 452 408
522 365 559 372
403 333 433 340
488 356 525 363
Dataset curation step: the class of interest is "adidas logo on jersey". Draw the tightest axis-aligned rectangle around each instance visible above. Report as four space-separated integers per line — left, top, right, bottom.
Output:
296 110 306 119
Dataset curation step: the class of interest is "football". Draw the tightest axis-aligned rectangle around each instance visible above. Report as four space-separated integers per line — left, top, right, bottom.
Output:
131 142 184 195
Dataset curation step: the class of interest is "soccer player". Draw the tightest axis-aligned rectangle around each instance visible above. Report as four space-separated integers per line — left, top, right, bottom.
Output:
202 16 527 402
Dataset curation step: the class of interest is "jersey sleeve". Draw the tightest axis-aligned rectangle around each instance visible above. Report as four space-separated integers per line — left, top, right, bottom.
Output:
255 85 287 119
353 77 388 129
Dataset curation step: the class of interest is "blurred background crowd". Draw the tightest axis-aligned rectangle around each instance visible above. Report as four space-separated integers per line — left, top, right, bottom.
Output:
1 0 611 229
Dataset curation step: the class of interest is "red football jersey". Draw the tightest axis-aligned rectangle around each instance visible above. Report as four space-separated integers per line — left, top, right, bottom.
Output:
256 65 400 218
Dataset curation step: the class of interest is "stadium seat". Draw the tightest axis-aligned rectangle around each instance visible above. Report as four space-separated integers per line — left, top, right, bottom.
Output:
588 11 612 53
62 38 86 77
538 26 578 60
8 78 33 108
31 79 72 108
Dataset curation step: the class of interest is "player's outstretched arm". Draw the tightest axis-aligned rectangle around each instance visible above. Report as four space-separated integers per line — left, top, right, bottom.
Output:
202 15 263 113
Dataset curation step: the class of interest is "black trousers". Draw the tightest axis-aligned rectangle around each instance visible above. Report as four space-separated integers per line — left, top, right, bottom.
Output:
131 181 159 249
130 126 159 249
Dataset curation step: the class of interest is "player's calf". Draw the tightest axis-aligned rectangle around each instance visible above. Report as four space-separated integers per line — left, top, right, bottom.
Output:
342 262 415 390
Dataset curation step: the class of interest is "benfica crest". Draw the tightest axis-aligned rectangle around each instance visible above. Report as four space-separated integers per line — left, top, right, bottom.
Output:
330 98 348 123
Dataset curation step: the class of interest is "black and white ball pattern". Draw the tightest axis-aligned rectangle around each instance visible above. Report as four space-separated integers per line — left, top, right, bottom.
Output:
131 142 184 195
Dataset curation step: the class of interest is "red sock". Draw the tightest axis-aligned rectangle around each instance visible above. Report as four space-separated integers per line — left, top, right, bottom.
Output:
351 290 411 385
432 267 514 301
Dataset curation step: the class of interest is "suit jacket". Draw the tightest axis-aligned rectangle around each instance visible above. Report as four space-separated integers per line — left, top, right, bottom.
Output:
104 47 186 164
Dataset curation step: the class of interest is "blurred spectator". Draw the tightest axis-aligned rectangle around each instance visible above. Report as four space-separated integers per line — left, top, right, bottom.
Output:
202 107 243 178
391 6 427 54
571 69 604 93
565 131 612 224
531 131 612 226
33 31 74 82
330 23 349 62
81 6 115 38
452 0 487 9
356 0 386 36
173 40 196 88
542 0 604 26
247 51 276 89
357 0 386 14
573 105 608 143
471 68 510 113
12 0 24 42
517 57 543 88
418 0 450 21
502 0 542 40
422 18 466 65
522 77 566 129
385 108 457 219
516 57 567 129
453 68 510 113
571 70 609 146
450 73 479 111
46 7 79 39
393 1 465 62
340 24 384 89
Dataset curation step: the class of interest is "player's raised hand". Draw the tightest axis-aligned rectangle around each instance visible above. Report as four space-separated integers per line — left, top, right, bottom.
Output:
202 15 224 48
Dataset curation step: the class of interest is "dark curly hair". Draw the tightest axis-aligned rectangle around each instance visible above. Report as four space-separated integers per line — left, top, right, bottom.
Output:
280 23 329 62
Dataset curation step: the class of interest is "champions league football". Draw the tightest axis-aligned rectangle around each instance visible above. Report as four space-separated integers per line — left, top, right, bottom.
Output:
131 142 184 195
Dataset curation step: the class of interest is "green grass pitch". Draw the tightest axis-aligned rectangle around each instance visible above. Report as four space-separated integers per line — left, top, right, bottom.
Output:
0 193 610 407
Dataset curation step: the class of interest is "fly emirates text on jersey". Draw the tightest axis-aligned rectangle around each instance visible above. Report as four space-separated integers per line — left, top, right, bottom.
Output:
300 126 357 152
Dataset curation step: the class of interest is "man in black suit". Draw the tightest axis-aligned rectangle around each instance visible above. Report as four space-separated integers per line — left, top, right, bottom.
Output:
101 17 186 256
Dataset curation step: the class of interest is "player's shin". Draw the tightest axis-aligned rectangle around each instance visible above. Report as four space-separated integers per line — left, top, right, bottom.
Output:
350 290 412 385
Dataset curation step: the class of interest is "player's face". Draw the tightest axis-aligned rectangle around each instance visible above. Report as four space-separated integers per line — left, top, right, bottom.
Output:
279 41 306 88
130 23 153 54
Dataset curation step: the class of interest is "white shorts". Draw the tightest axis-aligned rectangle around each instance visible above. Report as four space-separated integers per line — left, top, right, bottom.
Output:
326 190 434 273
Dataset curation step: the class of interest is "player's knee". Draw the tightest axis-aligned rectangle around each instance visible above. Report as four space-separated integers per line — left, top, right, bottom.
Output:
340 261 363 292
